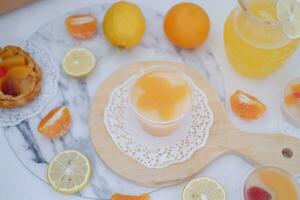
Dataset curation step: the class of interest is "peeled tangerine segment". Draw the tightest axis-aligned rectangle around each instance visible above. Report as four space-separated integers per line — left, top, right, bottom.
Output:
65 14 98 39
1 55 26 68
137 75 188 120
259 170 298 200
230 90 266 120
38 106 71 139
111 193 150 200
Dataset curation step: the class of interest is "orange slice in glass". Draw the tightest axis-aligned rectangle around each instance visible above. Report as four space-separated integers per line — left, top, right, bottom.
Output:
111 193 150 200
65 14 98 39
136 75 189 120
230 90 266 120
38 106 71 139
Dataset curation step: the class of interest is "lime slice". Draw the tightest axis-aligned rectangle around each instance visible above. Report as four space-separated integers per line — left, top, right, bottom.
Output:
63 48 96 77
277 0 300 39
47 150 92 194
183 177 226 200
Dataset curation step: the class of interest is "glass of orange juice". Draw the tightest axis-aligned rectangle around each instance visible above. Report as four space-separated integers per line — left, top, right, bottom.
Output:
130 67 193 136
224 0 300 79
244 166 300 200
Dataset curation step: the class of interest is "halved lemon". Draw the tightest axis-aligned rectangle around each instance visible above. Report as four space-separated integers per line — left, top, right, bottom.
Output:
62 48 96 77
183 177 225 200
277 0 300 39
47 150 92 194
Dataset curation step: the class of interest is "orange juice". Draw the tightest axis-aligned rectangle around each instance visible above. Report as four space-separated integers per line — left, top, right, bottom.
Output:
130 67 192 136
224 0 299 79
244 167 299 200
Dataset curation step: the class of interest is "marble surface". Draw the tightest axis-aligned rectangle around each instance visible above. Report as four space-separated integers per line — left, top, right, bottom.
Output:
0 0 300 200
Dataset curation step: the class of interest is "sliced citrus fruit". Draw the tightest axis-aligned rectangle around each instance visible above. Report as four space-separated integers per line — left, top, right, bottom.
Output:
65 14 98 39
277 0 300 39
47 150 92 194
38 106 71 139
183 177 225 200
63 48 96 78
230 90 266 120
112 193 150 200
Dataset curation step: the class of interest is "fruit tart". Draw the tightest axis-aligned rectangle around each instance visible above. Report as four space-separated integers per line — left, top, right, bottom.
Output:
0 45 42 108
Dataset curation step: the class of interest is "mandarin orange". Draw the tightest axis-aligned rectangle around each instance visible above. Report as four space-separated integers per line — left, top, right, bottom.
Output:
230 90 266 120
65 14 97 39
111 193 150 200
38 106 71 139
163 2 210 49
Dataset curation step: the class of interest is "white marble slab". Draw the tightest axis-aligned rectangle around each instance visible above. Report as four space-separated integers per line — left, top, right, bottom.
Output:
1 3 226 200
0 0 300 200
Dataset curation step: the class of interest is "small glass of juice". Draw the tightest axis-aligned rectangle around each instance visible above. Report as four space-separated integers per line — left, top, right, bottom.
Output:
130 66 192 136
244 167 300 200
281 76 300 129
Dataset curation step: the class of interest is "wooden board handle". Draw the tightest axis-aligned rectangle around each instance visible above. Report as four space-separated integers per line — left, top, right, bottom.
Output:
230 131 300 175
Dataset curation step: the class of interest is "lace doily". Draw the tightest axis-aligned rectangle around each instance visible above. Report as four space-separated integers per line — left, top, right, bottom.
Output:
0 40 59 126
104 73 214 168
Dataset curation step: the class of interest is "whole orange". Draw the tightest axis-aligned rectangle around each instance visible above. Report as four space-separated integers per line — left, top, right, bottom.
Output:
163 3 210 49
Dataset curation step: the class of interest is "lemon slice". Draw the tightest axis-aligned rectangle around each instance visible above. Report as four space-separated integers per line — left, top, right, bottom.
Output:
183 177 225 200
47 150 92 194
277 0 300 39
63 48 96 77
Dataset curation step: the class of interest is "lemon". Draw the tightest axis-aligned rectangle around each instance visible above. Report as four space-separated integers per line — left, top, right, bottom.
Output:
277 0 300 39
63 48 96 77
47 150 92 194
102 1 146 49
183 177 226 200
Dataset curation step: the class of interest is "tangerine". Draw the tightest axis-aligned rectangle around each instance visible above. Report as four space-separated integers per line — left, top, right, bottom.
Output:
230 90 266 120
38 106 71 139
65 14 98 39
111 193 150 200
163 2 210 49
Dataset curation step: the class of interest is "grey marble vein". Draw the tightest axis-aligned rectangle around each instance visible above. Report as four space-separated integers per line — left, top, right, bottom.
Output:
4 3 225 199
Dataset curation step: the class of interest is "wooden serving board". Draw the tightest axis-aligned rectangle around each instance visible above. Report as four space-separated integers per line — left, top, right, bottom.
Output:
89 61 300 187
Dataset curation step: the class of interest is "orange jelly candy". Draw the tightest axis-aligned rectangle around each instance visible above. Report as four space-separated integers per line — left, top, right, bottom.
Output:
137 75 188 120
65 14 98 39
112 193 150 200
230 90 266 120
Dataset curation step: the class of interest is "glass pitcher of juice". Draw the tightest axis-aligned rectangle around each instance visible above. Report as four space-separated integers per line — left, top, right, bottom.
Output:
224 0 300 79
